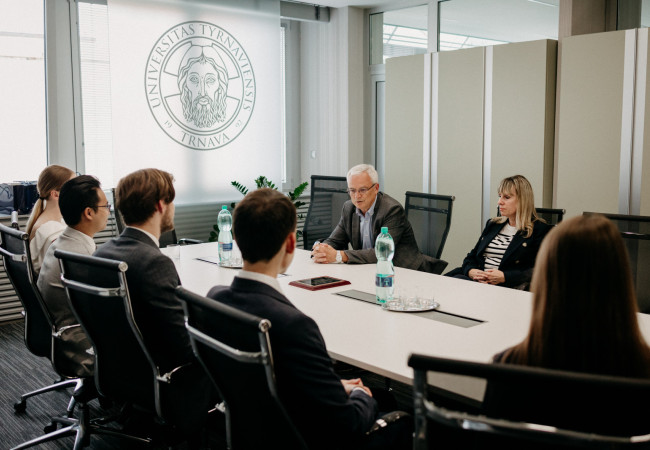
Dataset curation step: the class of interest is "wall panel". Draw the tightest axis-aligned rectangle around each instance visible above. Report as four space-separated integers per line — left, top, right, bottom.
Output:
556 30 627 218
490 40 557 215
436 47 485 269
384 54 426 199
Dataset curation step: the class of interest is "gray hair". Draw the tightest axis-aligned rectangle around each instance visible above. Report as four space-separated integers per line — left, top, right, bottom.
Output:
347 164 378 185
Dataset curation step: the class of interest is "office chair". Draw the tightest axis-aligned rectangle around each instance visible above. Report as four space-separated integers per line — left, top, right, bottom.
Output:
405 192 455 260
53 249 203 448
584 212 650 313
409 354 650 450
535 207 565 225
177 286 309 449
0 224 79 415
302 175 349 250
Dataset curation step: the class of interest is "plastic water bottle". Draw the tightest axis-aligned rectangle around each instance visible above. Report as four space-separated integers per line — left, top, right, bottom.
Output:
375 226 395 309
217 206 233 264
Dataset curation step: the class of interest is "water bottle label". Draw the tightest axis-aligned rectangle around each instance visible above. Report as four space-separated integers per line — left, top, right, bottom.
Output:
219 242 233 251
375 274 394 288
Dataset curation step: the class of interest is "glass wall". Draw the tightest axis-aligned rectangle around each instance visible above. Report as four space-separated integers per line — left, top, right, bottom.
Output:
439 0 559 51
370 4 428 65
0 0 47 182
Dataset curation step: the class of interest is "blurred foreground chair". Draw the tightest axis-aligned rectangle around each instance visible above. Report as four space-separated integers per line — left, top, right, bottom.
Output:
409 354 650 450
405 192 455 260
0 224 79 415
53 250 204 448
177 286 308 449
302 175 349 250
584 212 650 313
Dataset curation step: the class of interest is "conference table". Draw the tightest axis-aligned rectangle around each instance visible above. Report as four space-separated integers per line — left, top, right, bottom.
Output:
164 243 650 402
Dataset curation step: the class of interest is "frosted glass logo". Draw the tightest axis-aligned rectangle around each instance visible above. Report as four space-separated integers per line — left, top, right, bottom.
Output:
145 21 256 150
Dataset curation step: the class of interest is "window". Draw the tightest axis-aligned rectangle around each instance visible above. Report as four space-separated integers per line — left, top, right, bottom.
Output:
439 0 559 51
0 0 47 182
78 1 114 188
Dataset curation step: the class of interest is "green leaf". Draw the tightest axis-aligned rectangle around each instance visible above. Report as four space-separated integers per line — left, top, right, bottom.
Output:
231 181 248 196
289 181 309 200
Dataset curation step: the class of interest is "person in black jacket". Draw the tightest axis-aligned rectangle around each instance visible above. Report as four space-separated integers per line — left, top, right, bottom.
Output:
445 175 551 288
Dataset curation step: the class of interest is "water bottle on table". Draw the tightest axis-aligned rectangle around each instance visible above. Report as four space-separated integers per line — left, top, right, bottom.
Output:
217 205 233 264
375 226 394 309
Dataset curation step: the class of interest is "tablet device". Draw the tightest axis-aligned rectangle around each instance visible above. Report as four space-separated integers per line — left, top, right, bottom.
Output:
289 276 351 291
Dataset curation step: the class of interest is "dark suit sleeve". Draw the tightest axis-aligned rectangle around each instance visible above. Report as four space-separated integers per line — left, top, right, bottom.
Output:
322 204 353 251
501 221 551 288
461 220 493 276
140 254 193 371
278 313 378 443
344 202 406 265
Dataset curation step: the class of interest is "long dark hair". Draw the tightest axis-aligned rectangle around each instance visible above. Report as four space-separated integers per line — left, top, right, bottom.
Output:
503 214 650 377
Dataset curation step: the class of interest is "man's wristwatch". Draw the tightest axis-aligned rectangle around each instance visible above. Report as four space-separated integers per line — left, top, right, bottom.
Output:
335 251 343 264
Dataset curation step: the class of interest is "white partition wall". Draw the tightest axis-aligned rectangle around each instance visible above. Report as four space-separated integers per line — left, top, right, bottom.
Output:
384 54 426 199
555 30 628 218
434 47 485 270
489 40 557 217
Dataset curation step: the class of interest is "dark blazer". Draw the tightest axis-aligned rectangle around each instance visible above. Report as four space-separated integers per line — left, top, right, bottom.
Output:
207 277 378 450
94 227 192 373
323 192 447 273
459 219 551 288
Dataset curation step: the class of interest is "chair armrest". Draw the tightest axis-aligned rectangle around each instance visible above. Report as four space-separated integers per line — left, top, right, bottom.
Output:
367 410 413 435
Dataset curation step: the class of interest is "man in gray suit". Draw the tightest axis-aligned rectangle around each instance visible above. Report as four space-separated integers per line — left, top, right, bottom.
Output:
311 164 447 274
94 168 215 434
37 175 110 377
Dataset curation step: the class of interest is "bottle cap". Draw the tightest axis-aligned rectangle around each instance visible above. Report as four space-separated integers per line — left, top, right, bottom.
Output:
381 226 388 234
222 205 228 210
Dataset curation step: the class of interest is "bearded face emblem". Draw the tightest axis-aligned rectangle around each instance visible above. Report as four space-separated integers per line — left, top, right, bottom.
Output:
178 47 228 129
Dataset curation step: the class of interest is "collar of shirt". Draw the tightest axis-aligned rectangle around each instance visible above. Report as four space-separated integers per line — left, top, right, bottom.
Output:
237 270 284 295
63 226 96 253
354 195 378 220
126 226 159 247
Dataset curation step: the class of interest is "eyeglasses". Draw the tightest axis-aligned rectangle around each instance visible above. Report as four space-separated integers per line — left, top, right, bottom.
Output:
347 184 376 196
97 203 112 211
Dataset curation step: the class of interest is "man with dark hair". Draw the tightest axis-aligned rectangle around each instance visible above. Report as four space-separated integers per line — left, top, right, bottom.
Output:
37 175 110 377
94 168 215 433
208 188 411 450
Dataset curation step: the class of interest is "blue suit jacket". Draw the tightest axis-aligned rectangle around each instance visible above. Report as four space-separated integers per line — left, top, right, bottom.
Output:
208 277 378 450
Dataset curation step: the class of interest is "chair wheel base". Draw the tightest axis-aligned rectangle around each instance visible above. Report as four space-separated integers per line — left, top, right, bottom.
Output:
43 422 58 433
14 401 26 413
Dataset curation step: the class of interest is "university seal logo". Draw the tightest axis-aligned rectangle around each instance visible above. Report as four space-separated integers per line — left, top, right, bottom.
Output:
145 21 256 150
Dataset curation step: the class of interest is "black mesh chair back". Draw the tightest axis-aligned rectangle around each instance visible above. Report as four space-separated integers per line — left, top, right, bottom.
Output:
0 223 52 357
177 286 308 449
55 249 158 415
409 354 650 450
302 175 349 250
405 192 455 260
584 212 650 313
536 207 565 225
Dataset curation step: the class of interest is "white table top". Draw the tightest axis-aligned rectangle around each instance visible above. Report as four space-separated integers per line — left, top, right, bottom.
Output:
166 243 650 400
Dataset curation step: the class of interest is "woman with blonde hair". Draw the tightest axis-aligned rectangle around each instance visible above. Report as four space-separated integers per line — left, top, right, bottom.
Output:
445 175 551 288
26 165 75 275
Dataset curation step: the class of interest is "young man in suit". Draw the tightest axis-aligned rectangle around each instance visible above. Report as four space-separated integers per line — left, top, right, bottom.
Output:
94 168 215 434
37 175 110 377
311 163 447 274
207 188 411 450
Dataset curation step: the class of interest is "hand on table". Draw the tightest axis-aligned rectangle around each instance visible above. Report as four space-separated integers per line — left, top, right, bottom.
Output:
469 268 505 285
311 243 338 264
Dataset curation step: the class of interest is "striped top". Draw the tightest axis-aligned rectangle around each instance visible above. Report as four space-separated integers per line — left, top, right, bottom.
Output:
483 223 518 270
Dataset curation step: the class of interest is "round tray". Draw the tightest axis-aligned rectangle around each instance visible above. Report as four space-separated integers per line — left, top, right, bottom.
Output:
385 301 440 313
217 261 243 269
